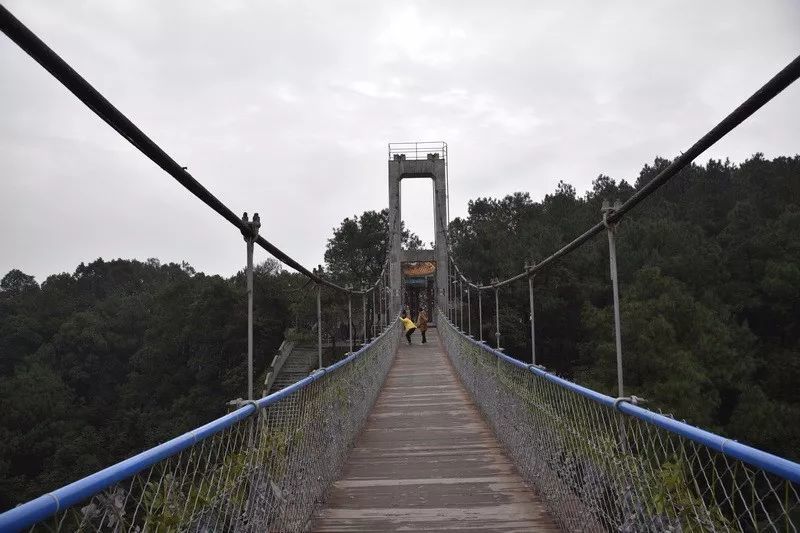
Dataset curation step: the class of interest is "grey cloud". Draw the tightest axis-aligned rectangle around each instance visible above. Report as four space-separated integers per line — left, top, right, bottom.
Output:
1 0 798 282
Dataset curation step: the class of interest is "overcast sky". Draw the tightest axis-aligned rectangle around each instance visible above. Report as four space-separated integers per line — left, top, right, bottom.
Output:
2 1 799 283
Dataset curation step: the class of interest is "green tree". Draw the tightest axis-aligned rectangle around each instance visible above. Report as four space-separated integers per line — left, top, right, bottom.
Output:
324 209 422 288
0 269 38 295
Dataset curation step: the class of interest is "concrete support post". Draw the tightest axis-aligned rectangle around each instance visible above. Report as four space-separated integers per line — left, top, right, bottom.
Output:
602 200 625 397
434 176 449 314
388 164 402 316
388 153 447 315
478 287 483 342
241 212 260 401
526 262 536 366
316 284 323 370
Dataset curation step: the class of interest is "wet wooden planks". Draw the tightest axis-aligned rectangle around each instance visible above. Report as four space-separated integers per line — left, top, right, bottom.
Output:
312 328 559 532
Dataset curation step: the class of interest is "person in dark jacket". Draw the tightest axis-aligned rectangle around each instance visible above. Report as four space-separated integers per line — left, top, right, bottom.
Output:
416 308 428 344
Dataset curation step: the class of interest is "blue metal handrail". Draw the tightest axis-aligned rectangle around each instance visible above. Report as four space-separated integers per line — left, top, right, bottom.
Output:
447 314 800 485
0 323 398 532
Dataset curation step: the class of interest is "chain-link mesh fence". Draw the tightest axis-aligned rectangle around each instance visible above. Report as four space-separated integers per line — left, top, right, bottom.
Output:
438 310 800 533
13 320 400 533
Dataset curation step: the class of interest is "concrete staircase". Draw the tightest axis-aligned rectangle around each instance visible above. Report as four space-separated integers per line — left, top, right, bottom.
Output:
267 345 320 394
264 337 353 396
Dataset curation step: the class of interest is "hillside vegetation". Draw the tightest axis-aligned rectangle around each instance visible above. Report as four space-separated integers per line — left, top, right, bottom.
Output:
1 154 797 510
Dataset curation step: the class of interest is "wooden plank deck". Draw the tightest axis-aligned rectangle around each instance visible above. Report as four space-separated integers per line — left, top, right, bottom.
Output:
312 328 559 532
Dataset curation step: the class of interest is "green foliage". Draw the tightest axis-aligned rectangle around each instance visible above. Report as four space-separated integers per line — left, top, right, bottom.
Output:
0 258 296 510
1 269 38 294
323 208 421 288
451 155 800 461
1 153 798 515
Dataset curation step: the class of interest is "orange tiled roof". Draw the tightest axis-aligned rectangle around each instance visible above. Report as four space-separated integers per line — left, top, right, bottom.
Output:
403 261 436 277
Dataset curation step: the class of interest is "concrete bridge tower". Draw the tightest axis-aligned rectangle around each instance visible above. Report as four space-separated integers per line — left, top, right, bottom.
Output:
387 142 449 319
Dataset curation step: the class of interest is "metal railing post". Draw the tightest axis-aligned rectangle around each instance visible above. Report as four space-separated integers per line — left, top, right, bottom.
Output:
478 287 483 342
362 287 367 345
493 280 501 350
448 261 453 322
316 283 323 370
446 271 450 321
450 275 455 323
385 286 390 326
602 200 625 397
372 287 377 338
466 284 472 336
445 264 450 321
241 212 260 401
385 270 390 325
458 279 464 330
526 261 536 366
380 278 385 327
455 278 459 327
347 286 353 353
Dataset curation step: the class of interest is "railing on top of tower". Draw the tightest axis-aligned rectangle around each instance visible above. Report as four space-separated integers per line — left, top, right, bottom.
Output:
388 141 448 162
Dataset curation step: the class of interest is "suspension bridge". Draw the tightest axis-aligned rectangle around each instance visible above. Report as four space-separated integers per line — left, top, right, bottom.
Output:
2 5 800 532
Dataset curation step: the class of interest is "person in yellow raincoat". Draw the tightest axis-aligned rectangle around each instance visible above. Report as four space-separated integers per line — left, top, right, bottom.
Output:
416 307 428 344
400 311 416 345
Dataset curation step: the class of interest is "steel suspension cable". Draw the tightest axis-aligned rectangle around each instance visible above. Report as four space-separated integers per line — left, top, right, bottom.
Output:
0 5 379 295
450 54 800 290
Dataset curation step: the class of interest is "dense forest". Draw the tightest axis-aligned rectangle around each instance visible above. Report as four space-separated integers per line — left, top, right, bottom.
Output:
448 154 800 463
0 259 296 510
1 154 798 511
0 210 419 510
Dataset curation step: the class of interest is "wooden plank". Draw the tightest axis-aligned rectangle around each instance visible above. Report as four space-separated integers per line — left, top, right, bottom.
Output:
312 329 559 532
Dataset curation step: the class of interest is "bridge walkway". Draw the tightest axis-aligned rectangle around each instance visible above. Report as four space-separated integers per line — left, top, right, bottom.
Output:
312 328 558 532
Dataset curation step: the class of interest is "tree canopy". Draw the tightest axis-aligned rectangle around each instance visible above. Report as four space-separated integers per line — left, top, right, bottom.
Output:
0 258 296 509
324 208 421 288
450 154 800 461
1 153 798 512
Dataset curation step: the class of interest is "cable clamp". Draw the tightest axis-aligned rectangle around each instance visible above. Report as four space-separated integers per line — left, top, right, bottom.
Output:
601 200 622 229
47 492 61 513
614 395 646 410
228 398 261 417
527 363 546 372
240 212 261 242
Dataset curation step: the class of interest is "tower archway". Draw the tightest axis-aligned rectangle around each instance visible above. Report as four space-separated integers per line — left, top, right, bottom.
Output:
387 142 448 320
